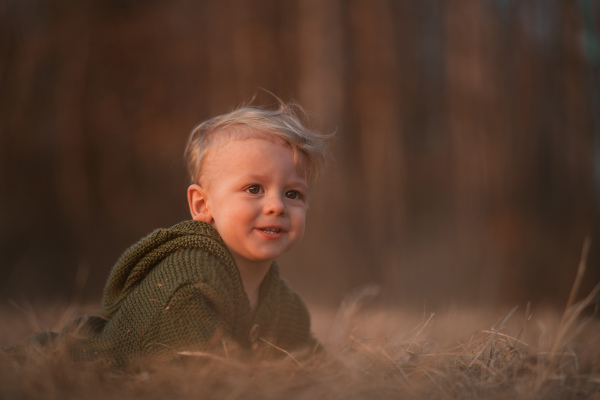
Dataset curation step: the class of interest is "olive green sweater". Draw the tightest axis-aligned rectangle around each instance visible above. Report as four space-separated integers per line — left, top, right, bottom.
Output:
65 221 315 365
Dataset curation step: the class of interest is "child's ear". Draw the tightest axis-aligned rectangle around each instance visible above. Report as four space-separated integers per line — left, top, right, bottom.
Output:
187 184 213 223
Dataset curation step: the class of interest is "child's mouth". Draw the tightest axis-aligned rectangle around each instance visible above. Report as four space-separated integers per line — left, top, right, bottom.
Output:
259 227 282 234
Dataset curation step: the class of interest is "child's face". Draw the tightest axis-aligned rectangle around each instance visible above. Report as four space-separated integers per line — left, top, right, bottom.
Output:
191 133 309 268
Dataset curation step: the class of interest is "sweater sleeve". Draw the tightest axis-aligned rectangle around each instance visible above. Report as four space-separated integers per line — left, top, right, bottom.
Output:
91 248 237 364
138 248 238 359
142 281 231 358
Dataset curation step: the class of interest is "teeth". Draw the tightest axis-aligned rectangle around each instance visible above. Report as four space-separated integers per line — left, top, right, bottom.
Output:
261 228 281 234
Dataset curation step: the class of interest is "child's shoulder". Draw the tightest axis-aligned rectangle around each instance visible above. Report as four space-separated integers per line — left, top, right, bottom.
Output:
116 220 231 274
101 220 237 318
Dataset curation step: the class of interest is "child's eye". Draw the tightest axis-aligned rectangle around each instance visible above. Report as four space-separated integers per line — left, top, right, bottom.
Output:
246 185 262 194
285 190 301 200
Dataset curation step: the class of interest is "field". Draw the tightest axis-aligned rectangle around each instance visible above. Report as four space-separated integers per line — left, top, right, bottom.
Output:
1 280 598 400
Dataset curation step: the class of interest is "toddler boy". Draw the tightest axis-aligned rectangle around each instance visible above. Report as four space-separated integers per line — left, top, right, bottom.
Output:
48 100 328 365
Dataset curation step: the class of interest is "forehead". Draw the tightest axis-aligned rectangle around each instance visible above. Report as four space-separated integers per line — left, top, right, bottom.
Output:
201 132 308 185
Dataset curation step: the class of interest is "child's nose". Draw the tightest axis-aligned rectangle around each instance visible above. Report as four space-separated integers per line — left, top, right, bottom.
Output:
263 194 286 215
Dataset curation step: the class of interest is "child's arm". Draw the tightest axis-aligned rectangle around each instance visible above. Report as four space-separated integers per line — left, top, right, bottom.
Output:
86 247 238 364
143 280 233 359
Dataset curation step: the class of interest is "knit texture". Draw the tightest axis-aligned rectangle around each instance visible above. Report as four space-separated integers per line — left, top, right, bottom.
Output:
67 221 315 365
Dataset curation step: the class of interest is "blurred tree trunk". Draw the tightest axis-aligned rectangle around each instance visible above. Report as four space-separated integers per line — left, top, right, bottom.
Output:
0 0 597 307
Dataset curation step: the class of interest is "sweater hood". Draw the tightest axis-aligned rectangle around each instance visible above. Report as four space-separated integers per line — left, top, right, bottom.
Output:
101 221 235 319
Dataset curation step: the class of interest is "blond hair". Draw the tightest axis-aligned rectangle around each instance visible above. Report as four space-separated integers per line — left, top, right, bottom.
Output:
185 99 330 184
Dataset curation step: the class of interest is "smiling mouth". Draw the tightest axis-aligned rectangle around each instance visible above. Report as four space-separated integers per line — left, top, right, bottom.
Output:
259 227 283 234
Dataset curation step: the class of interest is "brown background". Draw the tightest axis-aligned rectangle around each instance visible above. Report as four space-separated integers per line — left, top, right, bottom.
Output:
1 0 599 310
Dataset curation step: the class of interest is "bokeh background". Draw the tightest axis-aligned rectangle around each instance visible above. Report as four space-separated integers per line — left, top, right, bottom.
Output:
1 0 599 311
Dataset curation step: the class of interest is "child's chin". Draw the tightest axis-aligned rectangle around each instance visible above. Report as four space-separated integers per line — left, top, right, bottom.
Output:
249 249 286 263
250 242 292 257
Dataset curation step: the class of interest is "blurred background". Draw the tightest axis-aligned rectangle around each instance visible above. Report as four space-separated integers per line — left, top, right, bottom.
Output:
1 0 599 311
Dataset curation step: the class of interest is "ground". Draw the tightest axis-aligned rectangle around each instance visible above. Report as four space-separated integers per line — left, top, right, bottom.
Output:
1 289 599 400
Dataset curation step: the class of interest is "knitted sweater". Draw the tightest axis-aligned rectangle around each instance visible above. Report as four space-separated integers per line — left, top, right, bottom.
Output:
68 220 316 365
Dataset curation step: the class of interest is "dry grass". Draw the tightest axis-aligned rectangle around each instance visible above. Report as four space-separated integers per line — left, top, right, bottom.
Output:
1 247 599 400
1 297 598 400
